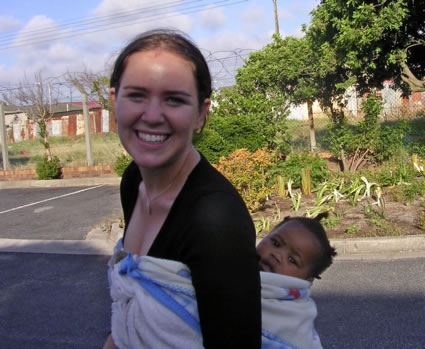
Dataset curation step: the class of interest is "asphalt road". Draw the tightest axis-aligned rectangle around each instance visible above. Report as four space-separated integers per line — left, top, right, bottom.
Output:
0 186 121 240
0 252 424 348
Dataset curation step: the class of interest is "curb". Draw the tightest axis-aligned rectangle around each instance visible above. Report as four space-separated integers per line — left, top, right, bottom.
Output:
258 235 425 259
0 238 115 255
0 177 121 188
2 177 425 258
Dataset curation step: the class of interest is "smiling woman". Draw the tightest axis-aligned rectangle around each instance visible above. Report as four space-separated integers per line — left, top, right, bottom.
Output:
104 29 262 349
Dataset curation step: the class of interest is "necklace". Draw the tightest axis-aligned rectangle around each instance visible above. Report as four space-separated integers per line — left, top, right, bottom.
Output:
143 156 192 215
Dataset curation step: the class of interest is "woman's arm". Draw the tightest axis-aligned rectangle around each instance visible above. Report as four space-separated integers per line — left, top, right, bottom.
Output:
185 192 262 348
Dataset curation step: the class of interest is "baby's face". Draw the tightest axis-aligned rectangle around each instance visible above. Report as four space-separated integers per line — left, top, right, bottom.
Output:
256 220 321 281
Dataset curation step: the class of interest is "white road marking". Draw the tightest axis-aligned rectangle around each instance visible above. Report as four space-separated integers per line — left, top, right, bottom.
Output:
34 206 54 213
0 185 104 215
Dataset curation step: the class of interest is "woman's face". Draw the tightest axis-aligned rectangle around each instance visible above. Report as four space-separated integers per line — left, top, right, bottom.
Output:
110 49 210 170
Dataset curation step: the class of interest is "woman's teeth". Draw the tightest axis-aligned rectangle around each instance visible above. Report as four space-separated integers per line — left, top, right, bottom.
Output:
137 132 167 143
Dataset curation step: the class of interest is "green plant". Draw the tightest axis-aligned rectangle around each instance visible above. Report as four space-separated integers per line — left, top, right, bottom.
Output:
35 155 62 180
321 216 341 229
113 153 133 177
345 224 360 235
215 148 275 212
276 175 287 197
275 153 329 188
254 216 271 237
290 192 302 212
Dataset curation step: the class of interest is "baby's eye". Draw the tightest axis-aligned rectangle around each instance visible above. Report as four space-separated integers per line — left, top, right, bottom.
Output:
166 96 185 106
288 256 297 265
271 239 280 247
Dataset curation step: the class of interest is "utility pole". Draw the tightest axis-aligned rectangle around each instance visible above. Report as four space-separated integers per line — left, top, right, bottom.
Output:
0 102 9 170
72 80 94 166
273 0 279 35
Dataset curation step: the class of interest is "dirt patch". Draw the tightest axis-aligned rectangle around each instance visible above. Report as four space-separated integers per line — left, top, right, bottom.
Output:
254 190 425 240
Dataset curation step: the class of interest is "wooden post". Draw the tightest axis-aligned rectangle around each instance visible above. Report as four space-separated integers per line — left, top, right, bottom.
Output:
0 102 9 170
81 91 94 166
72 80 93 166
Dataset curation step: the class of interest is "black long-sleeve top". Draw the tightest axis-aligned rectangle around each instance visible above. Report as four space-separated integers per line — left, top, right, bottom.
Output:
120 154 262 348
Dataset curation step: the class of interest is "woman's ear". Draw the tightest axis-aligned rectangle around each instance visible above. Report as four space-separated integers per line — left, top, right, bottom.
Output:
110 87 117 110
195 98 211 131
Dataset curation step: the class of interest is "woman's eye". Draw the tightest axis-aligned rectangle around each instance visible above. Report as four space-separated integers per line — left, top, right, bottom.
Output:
271 239 280 247
128 93 144 102
288 257 297 265
166 97 184 106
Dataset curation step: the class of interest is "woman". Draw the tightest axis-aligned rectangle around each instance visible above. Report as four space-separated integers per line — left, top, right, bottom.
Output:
104 29 261 348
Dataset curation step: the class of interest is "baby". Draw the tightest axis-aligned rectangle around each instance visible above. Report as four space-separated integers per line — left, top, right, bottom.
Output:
257 216 337 281
109 216 336 349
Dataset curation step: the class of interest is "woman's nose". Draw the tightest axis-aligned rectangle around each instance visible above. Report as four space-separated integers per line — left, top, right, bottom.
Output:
141 98 163 123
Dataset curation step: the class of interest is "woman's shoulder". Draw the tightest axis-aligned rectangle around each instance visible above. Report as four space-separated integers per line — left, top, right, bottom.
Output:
187 154 242 200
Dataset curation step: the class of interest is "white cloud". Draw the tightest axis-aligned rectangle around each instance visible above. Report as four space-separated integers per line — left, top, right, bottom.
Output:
198 4 227 30
11 15 70 51
240 6 265 30
90 0 193 45
0 15 21 32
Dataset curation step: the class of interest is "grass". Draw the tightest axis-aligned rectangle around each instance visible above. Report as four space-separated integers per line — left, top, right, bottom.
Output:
4 133 124 169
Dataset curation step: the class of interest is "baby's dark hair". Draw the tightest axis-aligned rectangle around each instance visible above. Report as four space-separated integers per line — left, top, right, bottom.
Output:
276 216 337 280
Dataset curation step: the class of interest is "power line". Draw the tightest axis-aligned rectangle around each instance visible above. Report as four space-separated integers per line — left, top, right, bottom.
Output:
0 0 247 51
0 0 186 41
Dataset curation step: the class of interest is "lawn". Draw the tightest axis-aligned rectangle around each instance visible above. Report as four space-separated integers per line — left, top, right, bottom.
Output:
4 133 123 169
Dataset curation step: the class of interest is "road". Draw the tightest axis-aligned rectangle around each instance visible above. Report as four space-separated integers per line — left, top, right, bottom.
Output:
314 257 425 348
0 253 423 348
0 186 121 240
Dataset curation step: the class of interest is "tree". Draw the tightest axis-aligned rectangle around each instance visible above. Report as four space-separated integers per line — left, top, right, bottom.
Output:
236 35 333 151
307 0 425 95
67 70 113 112
2 73 59 160
194 86 290 163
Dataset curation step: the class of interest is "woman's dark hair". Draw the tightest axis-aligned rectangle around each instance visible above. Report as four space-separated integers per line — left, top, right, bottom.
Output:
276 216 337 280
110 28 212 109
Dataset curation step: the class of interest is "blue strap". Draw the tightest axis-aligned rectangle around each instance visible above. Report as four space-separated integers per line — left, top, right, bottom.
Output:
119 254 202 335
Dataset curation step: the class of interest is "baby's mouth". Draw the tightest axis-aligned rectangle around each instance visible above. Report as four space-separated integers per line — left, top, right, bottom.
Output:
259 260 273 273
137 131 168 143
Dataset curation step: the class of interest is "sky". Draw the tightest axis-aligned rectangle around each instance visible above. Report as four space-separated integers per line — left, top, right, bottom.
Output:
0 0 318 94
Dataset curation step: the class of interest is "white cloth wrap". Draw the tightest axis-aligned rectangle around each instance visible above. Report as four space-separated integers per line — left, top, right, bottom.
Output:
108 240 322 349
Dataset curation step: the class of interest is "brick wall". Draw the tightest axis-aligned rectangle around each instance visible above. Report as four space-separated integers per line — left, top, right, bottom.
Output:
0 165 117 181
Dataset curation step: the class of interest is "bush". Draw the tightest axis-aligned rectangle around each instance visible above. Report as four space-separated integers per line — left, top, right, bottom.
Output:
35 155 62 180
113 153 133 177
195 86 291 164
215 148 275 212
325 95 409 171
271 153 329 188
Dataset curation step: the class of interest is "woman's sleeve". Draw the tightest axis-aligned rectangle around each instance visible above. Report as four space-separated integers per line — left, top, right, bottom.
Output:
183 192 262 348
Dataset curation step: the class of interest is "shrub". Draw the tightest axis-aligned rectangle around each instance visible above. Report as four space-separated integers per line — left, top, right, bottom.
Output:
113 153 133 177
195 86 291 164
325 95 409 171
35 155 62 180
272 153 329 188
215 148 275 212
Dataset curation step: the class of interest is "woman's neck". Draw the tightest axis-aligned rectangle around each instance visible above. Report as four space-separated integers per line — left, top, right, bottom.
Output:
138 147 200 210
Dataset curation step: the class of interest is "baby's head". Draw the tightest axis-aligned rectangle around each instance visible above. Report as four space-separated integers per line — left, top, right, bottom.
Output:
256 216 336 281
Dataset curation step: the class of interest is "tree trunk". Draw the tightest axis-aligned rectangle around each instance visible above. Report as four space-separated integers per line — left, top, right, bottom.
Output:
307 101 317 152
400 61 425 93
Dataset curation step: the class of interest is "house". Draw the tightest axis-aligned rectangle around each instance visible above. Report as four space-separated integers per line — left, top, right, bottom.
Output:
4 102 116 143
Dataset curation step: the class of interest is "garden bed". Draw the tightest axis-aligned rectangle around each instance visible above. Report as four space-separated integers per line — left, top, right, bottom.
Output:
255 188 425 240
